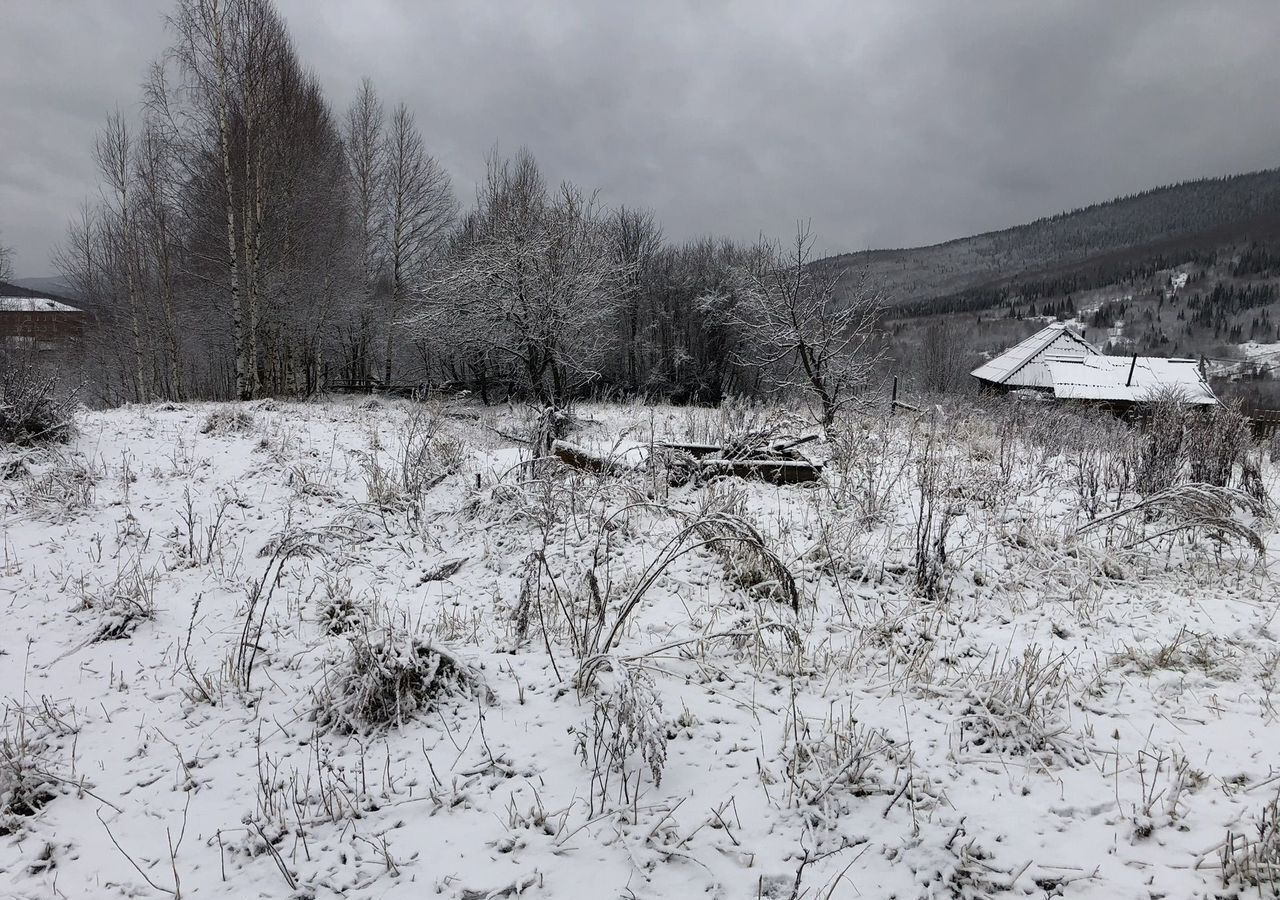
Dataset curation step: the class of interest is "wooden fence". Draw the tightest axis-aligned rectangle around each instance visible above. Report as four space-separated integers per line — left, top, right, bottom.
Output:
1249 410 1280 439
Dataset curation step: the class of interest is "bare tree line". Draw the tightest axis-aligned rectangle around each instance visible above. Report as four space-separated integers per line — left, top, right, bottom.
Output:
0 235 12 283
53 0 884 418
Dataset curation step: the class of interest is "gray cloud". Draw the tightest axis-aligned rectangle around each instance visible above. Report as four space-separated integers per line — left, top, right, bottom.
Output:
3 0 1280 275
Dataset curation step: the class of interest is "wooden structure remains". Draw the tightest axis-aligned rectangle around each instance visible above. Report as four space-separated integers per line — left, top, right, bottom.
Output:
972 323 1217 408
551 436 823 485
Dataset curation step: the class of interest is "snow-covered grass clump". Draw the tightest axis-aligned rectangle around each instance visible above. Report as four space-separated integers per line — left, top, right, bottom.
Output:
0 396 1277 898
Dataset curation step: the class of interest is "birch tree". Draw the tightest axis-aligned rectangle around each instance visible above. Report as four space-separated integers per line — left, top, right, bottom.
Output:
381 103 455 386
343 78 385 386
170 0 250 397
93 111 147 401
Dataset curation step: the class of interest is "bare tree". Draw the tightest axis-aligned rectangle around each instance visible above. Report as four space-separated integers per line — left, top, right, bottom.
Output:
419 149 627 406
343 78 385 386
920 321 970 394
0 232 12 282
170 0 251 397
608 206 663 392
381 102 455 386
134 120 185 399
727 223 883 428
93 111 148 401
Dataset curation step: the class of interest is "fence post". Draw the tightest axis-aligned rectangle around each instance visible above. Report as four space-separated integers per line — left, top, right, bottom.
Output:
890 375 898 417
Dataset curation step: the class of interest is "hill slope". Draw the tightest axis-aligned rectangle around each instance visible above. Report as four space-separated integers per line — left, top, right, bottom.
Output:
821 168 1280 307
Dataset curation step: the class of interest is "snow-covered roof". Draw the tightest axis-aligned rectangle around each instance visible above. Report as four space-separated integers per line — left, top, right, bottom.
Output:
973 322 1218 405
970 323 1098 387
1046 356 1217 405
0 296 81 313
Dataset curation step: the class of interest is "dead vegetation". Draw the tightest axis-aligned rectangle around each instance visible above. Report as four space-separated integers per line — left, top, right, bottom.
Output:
5 394 1277 898
0 360 78 447
314 622 490 733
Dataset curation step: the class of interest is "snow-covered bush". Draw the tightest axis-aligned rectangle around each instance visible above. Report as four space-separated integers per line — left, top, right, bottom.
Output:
200 405 255 435
958 647 1086 765
0 705 60 836
73 561 158 642
575 656 669 814
1186 402 1250 488
778 713 893 827
0 359 76 446
1135 394 1188 495
1221 792 1280 894
316 573 364 636
314 625 488 733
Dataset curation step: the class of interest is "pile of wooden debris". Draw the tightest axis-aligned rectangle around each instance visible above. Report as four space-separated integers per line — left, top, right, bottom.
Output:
553 431 822 485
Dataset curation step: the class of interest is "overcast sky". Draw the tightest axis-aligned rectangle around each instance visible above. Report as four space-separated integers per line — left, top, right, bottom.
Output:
3 0 1280 276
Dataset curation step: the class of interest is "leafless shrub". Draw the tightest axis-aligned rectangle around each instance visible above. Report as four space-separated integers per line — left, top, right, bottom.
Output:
958 647 1085 765
74 561 158 642
694 485 800 608
0 701 76 836
317 573 365 636
314 622 490 733
1135 392 1189 495
357 409 461 524
1077 482 1267 556
0 359 77 446
777 708 894 828
1187 403 1250 488
825 414 910 523
1056 413 1135 519
914 418 956 602
199 405 254 435
172 486 233 568
573 656 668 815
1221 791 1280 894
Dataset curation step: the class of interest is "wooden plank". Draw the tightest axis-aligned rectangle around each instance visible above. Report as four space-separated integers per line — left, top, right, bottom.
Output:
655 441 723 458
698 458 822 485
551 440 629 475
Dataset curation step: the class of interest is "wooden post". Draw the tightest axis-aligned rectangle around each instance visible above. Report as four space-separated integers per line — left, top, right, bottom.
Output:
890 375 898 416
1126 354 1138 388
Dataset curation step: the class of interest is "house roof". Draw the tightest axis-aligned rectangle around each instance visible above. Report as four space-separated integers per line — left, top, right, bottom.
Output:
0 296 82 313
972 322 1219 405
1046 356 1217 404
970 323 1098 386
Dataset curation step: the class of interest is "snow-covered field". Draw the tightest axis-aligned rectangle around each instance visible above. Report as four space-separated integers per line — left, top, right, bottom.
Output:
2 398 1278 899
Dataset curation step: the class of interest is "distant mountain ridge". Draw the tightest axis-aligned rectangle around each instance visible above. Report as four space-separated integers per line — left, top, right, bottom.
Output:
819 168 1280 308
7 276 78 300
0 278 78 304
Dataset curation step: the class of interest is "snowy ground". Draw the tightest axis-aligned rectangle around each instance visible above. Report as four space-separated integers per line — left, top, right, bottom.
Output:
1 397 1278 899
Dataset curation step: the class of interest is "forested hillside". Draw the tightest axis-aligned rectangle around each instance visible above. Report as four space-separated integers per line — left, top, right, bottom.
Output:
819 169 1280 308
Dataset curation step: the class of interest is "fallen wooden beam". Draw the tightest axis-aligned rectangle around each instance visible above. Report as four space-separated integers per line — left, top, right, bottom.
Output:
555 440 822 484
655 441 724 459
551 440 630 475
698 458 823 484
